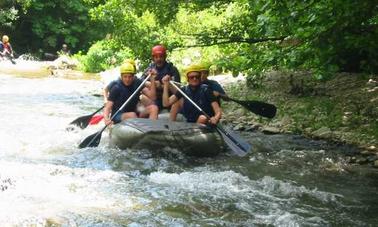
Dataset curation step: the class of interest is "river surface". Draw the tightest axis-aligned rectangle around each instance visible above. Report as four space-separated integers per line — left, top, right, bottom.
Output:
0 66 377 226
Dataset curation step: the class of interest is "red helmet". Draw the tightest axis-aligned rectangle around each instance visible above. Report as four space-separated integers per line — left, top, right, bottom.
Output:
151 45 166 57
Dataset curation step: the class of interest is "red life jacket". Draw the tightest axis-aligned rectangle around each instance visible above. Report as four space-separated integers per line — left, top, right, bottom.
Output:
3 43 12 53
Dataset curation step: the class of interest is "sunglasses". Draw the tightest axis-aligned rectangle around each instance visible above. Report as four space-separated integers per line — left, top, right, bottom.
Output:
187 74 201 80
121 74 134 79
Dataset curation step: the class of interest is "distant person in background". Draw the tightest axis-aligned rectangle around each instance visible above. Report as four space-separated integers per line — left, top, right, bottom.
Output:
141 45 181 111
58 43 71 56
0 35 14 59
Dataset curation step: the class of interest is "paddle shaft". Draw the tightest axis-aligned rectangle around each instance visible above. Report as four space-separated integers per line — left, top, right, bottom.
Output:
171 81 276 118
79 74 151 148
170 81 249 155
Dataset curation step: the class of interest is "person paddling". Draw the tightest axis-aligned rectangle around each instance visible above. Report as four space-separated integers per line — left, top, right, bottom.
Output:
103 62 158 126
103 59 138 104
141 45 181 111
162 64 222 125
0 35 15 62
169 62 227 121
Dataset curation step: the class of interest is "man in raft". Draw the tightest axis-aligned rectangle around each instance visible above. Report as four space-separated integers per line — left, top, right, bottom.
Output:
103 62 158 125
162 64 222 125
140 44 181 111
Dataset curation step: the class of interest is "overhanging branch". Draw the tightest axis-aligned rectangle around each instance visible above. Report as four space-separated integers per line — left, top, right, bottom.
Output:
178 36 287 48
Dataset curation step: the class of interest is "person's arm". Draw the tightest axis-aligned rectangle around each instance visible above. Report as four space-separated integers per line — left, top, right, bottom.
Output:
104 85 120 125
103 86 109 103
103 101 114 125
209 101 222 125
141 74 156 101
162 75 178 107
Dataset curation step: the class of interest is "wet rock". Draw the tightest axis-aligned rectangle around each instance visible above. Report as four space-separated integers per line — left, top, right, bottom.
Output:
356 157 368 164
261 126 280 134
360 150 373 156
312 127 332 139
374 160 378 168
233 124 245 131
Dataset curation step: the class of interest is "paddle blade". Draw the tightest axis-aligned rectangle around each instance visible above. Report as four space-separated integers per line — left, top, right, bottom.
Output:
89 115 104 125
236 99 277 118
216 124 251 157
69 115 92 129
78 131 102 148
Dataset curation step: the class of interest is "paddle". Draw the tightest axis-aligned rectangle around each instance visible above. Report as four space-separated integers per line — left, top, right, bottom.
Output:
219 94 277 118
170 81 251 156
1 52 16 64
78 74 151 148
69 105 104 129
170 81 277 118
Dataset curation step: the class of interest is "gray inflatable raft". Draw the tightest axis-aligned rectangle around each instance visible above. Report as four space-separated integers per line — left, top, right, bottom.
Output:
110 118 225 157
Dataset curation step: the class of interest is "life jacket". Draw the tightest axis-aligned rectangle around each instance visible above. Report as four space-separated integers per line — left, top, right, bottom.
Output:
2 43 12 53
181 84 214 123
109 79 142 116
143 61 180 82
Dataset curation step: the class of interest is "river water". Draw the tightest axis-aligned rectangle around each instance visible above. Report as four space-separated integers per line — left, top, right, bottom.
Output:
0 65 377 226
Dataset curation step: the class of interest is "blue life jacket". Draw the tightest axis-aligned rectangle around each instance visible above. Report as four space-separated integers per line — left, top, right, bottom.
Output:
180 84 215 123
108 79 142 116
142 61 180 83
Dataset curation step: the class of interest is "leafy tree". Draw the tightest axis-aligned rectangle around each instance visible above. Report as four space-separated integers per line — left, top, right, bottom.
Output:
10 0 108 55
86 0 378 77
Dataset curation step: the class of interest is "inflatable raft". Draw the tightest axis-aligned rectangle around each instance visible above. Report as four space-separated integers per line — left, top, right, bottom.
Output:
110 118 225 157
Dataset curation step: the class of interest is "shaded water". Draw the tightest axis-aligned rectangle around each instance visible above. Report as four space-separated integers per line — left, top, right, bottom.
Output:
0 68 377 226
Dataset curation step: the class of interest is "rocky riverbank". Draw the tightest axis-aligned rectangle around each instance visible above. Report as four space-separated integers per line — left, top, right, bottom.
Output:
216 71 378 167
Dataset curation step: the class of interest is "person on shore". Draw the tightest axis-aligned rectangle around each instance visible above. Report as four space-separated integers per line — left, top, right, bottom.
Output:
0 35 14 59
58 43 71 56
162 64 221 125
141 45 181 111
103 62 158 125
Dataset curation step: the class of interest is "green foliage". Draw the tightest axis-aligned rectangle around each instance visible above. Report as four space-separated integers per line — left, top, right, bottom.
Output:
76 40 133 73
97 1 375 77
9 0 108 55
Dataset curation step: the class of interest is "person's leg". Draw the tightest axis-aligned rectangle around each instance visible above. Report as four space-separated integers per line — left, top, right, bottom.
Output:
196 115 208 125
121 112 138 121
139 104 159 119
169 98 183 121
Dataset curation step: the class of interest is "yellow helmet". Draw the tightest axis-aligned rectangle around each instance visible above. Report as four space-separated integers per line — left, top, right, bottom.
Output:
2 35 9 43
185 64 202 76
123 59 136 67
197 62 211 72
120 62 135 74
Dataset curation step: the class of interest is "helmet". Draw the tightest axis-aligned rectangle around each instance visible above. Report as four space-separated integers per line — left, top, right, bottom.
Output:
120 62 135 74
123 59 136 68
197 62 210 72
151 45 166 56
124 58 135 65
185 64 202 76
2 35 9 43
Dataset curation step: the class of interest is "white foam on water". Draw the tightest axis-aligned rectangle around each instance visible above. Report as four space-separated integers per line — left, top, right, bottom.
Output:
0 161 134 225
